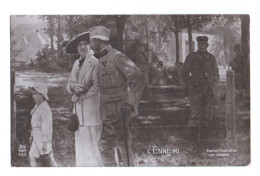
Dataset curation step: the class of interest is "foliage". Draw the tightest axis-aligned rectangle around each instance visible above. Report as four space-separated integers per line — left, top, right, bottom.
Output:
35 45 71 72
10 28 17 49
33 15 246 72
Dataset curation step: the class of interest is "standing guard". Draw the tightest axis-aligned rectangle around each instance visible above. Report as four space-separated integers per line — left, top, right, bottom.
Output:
182 36 220 132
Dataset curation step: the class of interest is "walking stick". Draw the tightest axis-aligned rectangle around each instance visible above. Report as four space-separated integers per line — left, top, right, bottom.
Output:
120 104 134 167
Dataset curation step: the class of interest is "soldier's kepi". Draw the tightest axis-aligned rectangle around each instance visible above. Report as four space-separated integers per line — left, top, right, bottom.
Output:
88 26 145 166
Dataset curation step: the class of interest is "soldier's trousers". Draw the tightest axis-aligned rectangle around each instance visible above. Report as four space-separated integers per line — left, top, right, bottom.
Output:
99 118 134 166
188 86 215 127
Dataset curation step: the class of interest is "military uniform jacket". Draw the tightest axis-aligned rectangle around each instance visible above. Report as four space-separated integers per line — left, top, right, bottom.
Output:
182 51 220 96
96 45 145 120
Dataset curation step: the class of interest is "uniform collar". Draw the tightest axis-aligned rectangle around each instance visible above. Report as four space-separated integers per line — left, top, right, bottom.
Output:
196 50 209 58
93 45 112 59
103 44 113 52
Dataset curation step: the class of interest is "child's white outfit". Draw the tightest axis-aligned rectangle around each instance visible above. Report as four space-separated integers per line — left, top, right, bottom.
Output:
29 101 54 160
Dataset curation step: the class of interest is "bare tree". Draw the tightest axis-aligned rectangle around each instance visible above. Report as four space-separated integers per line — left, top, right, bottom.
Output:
114 15 130 52
240 15 250 90
39 15 55 52
166 15 181 63
187 15 193 53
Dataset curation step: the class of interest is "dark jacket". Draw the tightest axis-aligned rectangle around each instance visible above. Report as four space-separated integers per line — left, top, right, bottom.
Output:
182 51 220 96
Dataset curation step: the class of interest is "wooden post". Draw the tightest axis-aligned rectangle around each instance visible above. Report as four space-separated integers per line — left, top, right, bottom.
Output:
11 70 17 158
226 70 236 140
187 15 193 54
123 31 126 53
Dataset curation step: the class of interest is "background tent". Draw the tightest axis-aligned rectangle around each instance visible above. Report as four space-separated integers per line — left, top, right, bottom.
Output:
11 35 29 59
15 30 49 62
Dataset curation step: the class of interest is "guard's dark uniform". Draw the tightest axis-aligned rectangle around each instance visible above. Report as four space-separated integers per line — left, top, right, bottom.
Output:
182 50 219 127
95 44 145 166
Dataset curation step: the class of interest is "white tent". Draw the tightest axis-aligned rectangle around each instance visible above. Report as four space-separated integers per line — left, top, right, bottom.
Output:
15 30 49 62
11 34 29 60
12 34 29 51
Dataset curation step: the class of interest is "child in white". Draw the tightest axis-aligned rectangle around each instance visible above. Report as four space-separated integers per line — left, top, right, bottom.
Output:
29 83 57 167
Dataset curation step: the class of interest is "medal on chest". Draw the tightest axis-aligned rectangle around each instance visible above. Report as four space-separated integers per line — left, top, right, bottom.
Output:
102 61 107 68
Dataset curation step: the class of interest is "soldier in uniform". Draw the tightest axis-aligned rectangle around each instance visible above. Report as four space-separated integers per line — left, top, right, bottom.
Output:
182 36 219 129
135 45 150 85
88 26 145 166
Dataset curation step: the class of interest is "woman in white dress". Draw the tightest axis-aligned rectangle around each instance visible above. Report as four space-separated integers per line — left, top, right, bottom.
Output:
65 32 103 166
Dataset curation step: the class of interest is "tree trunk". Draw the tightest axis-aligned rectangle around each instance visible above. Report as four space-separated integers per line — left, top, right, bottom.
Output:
175 15 180 63
116 26 124 52
57 16 61 60
50 35 54 52
114 15 129 52
223 32 230 63
226 70 236 140
69 16 74 40
49 16 55 52
11 70 16 159
157 18 161 49
145 17 149 47
144 16 150 58
240 15 250 90
187 15 193 53
68 16 74 70
154 16 162 49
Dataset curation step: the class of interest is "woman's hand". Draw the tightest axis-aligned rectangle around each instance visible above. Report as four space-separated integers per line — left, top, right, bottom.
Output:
70 84 85 94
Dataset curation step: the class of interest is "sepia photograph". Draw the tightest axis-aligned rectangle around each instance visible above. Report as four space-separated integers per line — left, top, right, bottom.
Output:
10 14 250 167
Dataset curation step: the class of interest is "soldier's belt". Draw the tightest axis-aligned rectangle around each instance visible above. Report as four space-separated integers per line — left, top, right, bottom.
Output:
101 91 128 101
100 87 128 95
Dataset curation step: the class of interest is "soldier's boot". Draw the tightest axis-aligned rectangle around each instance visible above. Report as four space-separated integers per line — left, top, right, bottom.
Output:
119 146 134 166
115 147 134 166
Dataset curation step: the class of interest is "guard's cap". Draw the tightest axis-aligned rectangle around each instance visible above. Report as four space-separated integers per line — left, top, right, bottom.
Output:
196 36 208 43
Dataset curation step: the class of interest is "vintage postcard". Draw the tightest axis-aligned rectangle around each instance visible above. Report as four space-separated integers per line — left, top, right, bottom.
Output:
10 15 250 167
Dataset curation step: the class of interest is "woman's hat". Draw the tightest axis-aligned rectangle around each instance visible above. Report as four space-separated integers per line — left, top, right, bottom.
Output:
65 32 90 54
29 83 49 101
